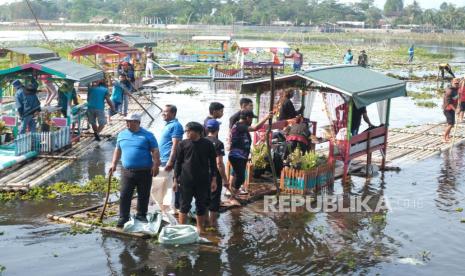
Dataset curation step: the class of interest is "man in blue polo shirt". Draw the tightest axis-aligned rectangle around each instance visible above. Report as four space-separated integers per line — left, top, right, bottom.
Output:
156 104 183 210
87 81 114 141
109 113 160 228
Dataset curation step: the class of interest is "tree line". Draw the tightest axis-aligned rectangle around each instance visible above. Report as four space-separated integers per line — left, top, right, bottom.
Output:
0 0 464 30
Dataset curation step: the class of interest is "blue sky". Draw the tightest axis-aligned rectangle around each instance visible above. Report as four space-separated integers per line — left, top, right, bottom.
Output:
0 0 463 10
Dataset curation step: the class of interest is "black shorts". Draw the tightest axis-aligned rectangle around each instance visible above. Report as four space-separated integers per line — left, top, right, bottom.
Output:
444 110 455 125
208 175 223 212
179 181 209 216
460 102 465 112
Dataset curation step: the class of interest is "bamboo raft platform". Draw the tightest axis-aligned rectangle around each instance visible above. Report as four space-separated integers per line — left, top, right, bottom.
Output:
0 97 155 192
369 122 465 165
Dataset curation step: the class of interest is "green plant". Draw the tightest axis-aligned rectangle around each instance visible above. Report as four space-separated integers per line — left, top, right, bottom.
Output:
0 121 7 135
287 148 326 170
0 175 119 202
251 143 268 169
415 101 437 108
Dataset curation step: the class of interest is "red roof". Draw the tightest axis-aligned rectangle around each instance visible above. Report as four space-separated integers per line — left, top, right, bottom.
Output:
70 41 140 57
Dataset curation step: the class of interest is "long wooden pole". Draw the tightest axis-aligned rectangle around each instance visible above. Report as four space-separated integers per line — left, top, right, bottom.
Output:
99 170 113 223
267 67 279 195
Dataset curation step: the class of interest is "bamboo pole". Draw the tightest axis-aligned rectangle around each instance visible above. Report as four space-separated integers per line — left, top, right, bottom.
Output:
266 67 279 196
98 170 113 223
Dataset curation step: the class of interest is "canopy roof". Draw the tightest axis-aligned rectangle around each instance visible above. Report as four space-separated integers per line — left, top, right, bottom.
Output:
0 57 104 85
4 47 57 60
233 40 290 50
70 41 140 57
241 65 406 108
192 35 231 41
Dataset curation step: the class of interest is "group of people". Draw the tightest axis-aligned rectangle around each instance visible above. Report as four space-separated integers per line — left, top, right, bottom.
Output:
13 77 79 134
343 49 368 67
109 97 274 233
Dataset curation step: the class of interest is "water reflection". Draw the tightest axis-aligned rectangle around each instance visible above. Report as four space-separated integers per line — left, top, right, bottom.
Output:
436 145 465 211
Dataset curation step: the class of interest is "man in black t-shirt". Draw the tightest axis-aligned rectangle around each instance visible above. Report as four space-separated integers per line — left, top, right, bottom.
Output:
278 89 304 121
351 103 374 136
229 110 273 195
203 102 224 135
174 122 217 233
229 97 254 129
205 119 229 227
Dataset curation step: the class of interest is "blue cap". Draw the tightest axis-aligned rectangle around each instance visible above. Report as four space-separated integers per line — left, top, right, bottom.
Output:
206 119 221 130
12 79 22 88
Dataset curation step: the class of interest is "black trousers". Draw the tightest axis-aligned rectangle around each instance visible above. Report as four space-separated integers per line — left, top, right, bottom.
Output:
228 156 247 189
119 167 152 220
179 180 209 216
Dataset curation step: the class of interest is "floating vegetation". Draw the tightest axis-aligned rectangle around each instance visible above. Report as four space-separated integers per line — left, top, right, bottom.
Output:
66 225 94 236
0 265 5 273
460 219 465 223
415 101 437 108
407 91 435 100
174 87 201 95
0 175 119 202
456 207 463 212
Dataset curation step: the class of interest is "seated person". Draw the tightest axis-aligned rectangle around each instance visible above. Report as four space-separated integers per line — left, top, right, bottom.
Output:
283 116 312 154
278 89 304 121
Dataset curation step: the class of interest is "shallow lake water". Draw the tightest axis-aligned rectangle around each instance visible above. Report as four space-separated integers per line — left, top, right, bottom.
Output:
1 79 465 275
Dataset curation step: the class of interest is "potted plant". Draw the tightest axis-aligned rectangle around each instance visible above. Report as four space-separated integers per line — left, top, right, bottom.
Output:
280 148 333 194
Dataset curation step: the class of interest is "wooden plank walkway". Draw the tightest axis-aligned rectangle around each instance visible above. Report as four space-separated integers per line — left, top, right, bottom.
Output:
0 97 156 192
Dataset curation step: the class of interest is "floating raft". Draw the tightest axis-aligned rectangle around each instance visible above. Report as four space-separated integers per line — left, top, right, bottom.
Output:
47 200 152 239
370 123 465 165
0 96 155 192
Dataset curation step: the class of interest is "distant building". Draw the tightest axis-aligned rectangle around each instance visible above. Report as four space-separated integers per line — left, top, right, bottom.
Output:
336 21 365 28
272 20 294 26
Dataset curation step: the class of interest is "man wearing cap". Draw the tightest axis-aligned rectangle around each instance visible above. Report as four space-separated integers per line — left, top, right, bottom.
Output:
443 78 460 143
109 113 160 228
174 121 217 233
14 79 41 134
229 110 272 195
358 50 368 67
205 119 228 227
87 81 115 141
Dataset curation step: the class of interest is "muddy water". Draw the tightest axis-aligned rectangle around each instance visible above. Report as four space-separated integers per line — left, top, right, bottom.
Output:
1 81 465 275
